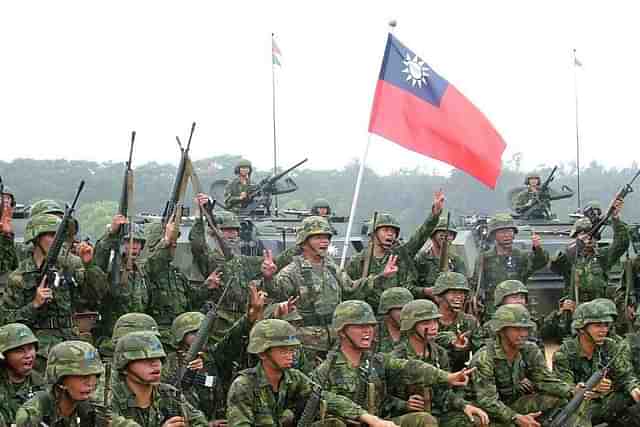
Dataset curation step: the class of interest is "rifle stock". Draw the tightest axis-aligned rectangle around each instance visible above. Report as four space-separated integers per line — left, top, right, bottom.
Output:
439 212 451 272
296 351 338 427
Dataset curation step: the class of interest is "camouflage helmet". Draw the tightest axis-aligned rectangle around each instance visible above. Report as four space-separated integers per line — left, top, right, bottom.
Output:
24 214 62 244
311 198 332 215
216 211 241 229
0 323 38 358
296 216 333 246
234 159 253 174
431 215 457 238
570 217 592 238
583 201 602 215
46 341 104 385
30 199 64 217
112 313 160 344
571 300 613 331
524 174 541 185
431 272 470 296
171 312 205 346
488 213 518 237
400 299 442 332
491 304 536 333
592 298 618 320
494 280 529 307
114 331 166 371
378 287 414 314
332 300 377 332
1 186 16 208
247 319 300 354
371 212 401 235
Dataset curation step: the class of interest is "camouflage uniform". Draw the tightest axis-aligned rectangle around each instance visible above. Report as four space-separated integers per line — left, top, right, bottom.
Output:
387 300 475 427
414 217 466 289
376 287 413 354
432 272 483 371
514 174 552 220
2 214 108 369
15 340 138 427
111 331 208 427
227 319 368 426
621 306 640 423
138 222 209 346
312 301 451 427
471 305 575 426
161 311 251 421
346 212 440 308
0 324 44 425
553 300 640 425
475 214 549 322
0 184 18 295
224 159 253 211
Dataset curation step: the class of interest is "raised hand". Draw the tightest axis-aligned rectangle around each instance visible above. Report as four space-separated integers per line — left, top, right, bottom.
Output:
261 249 277 280
432 190 445 216
248 281 267 323
383 255 398 278
447 367 475 387
205 270 222 290
110 214 128 234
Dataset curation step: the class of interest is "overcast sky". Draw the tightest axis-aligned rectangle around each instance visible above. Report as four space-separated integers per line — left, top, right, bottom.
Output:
1 1 638 177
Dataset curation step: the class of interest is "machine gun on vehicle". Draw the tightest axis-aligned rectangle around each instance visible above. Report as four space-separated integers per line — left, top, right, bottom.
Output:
518 166 558 218
243 158 308 214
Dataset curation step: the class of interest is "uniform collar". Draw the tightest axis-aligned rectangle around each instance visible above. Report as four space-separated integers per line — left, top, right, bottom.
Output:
255 362 294 390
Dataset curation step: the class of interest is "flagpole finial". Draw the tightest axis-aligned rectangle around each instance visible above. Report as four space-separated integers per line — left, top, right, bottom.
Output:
388 19 397 28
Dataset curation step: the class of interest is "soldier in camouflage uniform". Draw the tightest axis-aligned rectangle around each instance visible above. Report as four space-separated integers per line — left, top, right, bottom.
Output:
0 186 18 299
227 318 398 427
111 331 207 427
269 216 396 372
414 216 466 290
0 323 44 426
387 300 489 427
473 213 548 323
431 272 483 371
15 340 137 427
2 214 108 372
138 218 211 347
224 159 253 212
514 174 550 220
346 191 445 308
582 200 603 231
553 300 640 426
376 287 414 354
94 216 150 352
620 305 640 423
471 304 578 427
311 300 475 427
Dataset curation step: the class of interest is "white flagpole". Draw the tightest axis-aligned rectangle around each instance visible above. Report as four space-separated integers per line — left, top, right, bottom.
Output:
339 20 397 269
573 48 582 210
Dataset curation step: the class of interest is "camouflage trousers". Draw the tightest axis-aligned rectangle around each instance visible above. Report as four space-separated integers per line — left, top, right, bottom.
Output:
437 411 476 427
590 390 640 427
317 412 438 427
490 393 588 427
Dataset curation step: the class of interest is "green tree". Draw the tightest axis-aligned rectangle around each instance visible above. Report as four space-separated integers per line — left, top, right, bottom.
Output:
76 200 118 241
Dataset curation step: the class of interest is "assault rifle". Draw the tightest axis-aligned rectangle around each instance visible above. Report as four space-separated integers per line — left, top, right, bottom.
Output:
588 169 640 239
95 362 113 427
0 176 4 221
111 131 135 290
519 166 558 217
362 212 378 285
162 122 195 229
38 181 85 300
439 212 452 272
297 351 338 427
244 158 308 212
467 234 489 318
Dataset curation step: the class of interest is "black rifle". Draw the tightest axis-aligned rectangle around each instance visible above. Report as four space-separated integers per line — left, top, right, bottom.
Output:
244 158 308 211
467 234 489 318
95 362 113 427
519 166 558 216
362 212 378 284
162 122 195 228
589 169 640 239
0 176 4 221
296 351 338 427
111 132 135 291
439 212 452 272
38 181 85 299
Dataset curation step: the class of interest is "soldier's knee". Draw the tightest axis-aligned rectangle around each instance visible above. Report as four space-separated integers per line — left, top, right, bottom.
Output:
393 412 439 427
311 417 347 427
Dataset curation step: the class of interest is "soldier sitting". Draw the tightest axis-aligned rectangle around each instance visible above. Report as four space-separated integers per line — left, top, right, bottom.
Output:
224 159 253 212
0 323 44 426
553 300 640 426
376 287 414 354
471 305 580 427
227 318 397 427
388 300 489 427
312 300 475 427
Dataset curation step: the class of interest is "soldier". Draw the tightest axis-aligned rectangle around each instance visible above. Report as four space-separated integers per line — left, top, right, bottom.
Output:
0 323 44 425
224 159 253 212
2 214 108 372
138 217 211 347
312 300 475 427
269 216 397 372
0 185 18 294
553 300 640 426
111 331 208 427
94 216 149 350
431 272 482 371
311 198 332 217
473 213 548 322
471 304 579 427
346 191 445 308
489 280 542 349
621 305 640 422
513 172 573 220
15 340 137 427
377 287 414 354
582 200 603 231
388 300 489 427
189 200 278 343
227 318 397 427
414 216 466 290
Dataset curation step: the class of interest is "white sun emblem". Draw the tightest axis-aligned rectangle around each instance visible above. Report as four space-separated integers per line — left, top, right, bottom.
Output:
402 53 430 88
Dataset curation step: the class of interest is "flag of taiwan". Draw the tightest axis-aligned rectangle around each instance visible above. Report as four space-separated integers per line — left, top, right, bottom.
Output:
369 33 506 188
